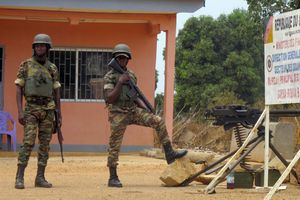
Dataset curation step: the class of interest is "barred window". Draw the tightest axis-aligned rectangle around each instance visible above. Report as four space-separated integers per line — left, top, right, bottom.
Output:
49 48 112 102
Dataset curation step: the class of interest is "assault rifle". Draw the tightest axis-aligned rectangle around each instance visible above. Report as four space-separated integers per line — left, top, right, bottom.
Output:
179 105 300 190
108 58 155 114
54 109 64 163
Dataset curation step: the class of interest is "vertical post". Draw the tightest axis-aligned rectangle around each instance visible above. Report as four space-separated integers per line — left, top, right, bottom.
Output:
75 50 79 101
264 105 270 187
163 22 176 136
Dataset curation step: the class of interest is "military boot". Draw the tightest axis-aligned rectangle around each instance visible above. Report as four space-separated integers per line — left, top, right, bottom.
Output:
35 165 52 188
15 165 26 189
108 167 122 187
163 141 188 164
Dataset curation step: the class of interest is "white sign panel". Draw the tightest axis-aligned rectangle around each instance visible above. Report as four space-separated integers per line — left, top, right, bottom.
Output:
265 9 300 105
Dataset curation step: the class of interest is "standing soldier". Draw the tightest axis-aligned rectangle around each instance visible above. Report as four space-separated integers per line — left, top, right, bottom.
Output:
104 44 187 187
14 33 62 189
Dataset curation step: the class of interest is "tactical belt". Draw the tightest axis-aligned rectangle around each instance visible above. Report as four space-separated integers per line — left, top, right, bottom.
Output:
26 97 51 106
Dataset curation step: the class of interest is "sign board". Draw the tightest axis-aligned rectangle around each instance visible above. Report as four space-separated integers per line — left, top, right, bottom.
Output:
265 9 300 105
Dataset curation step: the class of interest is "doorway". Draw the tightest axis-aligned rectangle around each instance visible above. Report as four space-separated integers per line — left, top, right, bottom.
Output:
0 47 3 110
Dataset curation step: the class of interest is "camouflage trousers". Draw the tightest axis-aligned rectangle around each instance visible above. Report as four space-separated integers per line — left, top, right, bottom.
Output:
107 107 170 167
17 104 54 167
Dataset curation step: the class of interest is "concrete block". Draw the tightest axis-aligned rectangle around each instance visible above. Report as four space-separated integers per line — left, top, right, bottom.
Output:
271 122 296 160
160 157 197 186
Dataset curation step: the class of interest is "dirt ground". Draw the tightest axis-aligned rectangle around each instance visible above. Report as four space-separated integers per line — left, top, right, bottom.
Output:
1 153 300 200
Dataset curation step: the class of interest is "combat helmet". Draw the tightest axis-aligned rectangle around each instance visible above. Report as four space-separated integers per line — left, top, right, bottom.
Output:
32 33 52 49
112 44 132 59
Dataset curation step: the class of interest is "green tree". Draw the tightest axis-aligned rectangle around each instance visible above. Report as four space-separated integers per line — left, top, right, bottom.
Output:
175 9 264 112
247 0 300 23
155 93 164 115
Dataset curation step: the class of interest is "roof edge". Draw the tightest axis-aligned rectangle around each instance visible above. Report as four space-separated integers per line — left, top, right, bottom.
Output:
0 0 205 14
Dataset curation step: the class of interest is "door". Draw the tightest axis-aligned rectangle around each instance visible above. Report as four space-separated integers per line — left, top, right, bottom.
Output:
0 47 2 148
0 47 3 110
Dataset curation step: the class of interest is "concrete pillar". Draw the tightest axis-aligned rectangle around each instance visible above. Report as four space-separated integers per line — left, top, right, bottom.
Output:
163 24 176 137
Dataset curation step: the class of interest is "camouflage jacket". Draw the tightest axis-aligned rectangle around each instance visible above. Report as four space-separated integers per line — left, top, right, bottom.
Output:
15 56 61 110
103 68 137 112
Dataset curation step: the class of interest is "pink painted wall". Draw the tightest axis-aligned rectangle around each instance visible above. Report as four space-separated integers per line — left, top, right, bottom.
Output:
0 8 176 149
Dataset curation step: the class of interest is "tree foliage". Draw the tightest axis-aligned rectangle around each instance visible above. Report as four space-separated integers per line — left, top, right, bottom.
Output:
175 9 264 112
247 0 300 23
155 93 164 115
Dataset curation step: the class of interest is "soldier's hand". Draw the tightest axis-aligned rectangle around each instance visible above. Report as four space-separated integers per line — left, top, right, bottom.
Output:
18 111 25 125
118 73 130 84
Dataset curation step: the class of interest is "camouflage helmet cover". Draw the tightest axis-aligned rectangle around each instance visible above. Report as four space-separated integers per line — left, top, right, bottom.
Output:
32 33 52 49
112 43 132 59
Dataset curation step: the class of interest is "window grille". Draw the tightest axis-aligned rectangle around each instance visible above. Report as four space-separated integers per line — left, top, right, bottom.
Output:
49 48 112 102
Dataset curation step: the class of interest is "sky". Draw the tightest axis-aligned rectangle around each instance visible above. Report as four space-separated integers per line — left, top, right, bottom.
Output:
155 0 248 94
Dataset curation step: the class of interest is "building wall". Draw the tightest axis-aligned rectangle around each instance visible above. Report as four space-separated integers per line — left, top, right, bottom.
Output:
0 9 176 151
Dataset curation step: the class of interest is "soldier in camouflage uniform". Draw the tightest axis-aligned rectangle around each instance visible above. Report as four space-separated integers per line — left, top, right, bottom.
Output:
14 33 62 189
104 44 187 187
